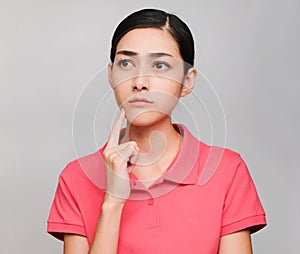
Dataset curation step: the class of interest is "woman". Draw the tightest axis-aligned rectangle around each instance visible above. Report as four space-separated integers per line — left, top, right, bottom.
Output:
47 8 266 253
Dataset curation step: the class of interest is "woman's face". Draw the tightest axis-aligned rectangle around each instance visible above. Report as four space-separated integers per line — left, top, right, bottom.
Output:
108 27 195 126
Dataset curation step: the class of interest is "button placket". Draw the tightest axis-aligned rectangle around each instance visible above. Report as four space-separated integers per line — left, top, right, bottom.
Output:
145 195 158 229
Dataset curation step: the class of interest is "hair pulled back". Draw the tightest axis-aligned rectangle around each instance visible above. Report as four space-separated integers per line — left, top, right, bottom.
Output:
110 9 195 71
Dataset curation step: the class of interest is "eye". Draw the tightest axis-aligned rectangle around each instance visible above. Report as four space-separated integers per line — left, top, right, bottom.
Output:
117 59 135 68
153 61 170 70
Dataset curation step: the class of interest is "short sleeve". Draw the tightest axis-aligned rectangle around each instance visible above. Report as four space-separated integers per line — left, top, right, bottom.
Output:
47 164 86 240
221 155 267 236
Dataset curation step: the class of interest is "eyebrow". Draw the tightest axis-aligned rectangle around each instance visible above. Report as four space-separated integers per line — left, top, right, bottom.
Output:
116 50 173 58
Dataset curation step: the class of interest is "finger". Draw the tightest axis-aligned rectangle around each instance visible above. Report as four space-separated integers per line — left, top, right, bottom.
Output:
107 108 125 148
127 149 139 173
115 141 139 162
128 151 138 171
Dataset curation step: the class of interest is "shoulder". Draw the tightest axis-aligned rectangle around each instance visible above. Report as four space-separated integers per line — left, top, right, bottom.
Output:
59 147 106 190
180 124 241 166
200 141 242 165
198 141 245 185
179 124 244 184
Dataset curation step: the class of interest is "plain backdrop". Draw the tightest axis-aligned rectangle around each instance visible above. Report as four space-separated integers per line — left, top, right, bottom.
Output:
1 0 299 253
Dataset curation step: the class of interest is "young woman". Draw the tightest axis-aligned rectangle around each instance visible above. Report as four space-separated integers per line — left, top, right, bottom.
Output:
47 9 266 254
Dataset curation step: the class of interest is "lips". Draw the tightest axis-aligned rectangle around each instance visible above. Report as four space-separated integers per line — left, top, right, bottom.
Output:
128 97 154 107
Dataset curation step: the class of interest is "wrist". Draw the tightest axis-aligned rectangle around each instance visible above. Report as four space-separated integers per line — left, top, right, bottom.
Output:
103 194 126 209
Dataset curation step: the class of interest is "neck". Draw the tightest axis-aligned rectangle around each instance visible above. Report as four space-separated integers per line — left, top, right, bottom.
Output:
121 117 181 153
120 117 183 182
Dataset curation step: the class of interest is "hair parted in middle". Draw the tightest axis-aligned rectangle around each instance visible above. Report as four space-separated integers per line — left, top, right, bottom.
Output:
110 9 195 74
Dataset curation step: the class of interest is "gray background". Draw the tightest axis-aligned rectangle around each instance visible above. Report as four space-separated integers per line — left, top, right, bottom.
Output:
1 0 299 253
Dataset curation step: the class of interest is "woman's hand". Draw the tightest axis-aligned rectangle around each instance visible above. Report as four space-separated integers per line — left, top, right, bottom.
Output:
102 108 139 202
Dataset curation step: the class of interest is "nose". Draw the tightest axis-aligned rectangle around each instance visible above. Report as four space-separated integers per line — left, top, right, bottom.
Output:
131 76 149 91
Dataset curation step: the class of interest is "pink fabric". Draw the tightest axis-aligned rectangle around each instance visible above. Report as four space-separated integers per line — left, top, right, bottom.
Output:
47 125 266 253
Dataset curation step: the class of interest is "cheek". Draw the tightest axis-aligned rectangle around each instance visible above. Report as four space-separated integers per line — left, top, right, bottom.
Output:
113 84 131 105
156 80 183 98
113 91 123 106
155 90 180 113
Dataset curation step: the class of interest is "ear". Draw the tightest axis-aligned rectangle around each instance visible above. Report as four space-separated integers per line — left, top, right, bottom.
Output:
107 62 113 87
180 67 197 97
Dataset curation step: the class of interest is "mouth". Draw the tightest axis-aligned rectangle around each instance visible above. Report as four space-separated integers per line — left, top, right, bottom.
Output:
128 97 154 107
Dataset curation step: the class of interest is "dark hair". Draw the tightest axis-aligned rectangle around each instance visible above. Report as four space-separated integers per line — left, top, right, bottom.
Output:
110 9 195 72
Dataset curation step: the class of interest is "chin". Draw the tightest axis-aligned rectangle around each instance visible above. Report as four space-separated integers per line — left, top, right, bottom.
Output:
126 110 170 127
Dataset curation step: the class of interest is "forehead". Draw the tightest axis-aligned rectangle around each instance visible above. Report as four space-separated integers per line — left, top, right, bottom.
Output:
116 28 182 59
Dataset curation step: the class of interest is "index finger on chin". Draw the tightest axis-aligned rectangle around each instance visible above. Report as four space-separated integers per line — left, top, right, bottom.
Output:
107 108 125 149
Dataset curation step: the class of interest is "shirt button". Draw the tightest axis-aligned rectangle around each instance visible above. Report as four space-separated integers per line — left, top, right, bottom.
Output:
147 198 154 205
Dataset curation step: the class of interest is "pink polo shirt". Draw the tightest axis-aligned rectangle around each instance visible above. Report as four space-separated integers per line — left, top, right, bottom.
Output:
47 125 266 253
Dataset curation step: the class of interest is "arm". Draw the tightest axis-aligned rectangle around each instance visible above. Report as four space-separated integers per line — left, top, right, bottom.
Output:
218 230 252 254
64 109 138 254
88 195 125 253
63 196 124 254
64 234 89 254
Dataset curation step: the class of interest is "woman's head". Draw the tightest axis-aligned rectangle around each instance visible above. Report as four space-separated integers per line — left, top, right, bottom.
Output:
110 9 195 72
108 9 197 127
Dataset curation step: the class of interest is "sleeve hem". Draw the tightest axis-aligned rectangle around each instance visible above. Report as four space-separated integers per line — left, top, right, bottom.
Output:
47 222 86 241
221 214 267 236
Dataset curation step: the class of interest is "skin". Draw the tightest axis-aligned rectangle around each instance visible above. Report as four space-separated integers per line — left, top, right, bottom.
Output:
63 27 253 254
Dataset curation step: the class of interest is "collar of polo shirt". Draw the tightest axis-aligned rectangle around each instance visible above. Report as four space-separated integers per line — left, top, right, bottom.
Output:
78 124 201 199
